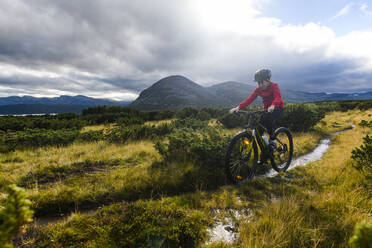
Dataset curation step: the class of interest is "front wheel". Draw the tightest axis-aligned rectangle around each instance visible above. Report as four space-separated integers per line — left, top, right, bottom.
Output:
270 127 293 172
225 131 258 184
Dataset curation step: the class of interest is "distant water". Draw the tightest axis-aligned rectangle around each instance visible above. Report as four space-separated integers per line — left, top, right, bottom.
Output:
0 113 57 117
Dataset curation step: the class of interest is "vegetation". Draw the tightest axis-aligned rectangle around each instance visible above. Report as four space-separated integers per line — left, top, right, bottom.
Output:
0 101 371 247
0 185 33 248
351 134 372 176
349 221 372 248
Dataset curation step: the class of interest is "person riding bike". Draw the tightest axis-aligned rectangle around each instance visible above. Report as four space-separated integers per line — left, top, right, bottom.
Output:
229 68 284 152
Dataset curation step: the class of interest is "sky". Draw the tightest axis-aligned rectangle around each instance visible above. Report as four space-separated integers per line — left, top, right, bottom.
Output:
0 0 372 100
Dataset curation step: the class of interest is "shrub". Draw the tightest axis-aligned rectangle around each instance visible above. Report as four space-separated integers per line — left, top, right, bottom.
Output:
277 104 324 132
106 123 173 143
155 127 230 168
176 107 199 119
0 129 80 152
359 120 372 129
217 113 249 129
171 118 208 130
349 221 372 248
351 135 372 175
116 116 145 126
0 185 33 248
77 130 105 142
0 116 84 132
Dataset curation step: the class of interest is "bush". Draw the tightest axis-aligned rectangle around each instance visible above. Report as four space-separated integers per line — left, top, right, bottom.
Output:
351 135 372 175
0 115 84 132
359 120 372 129
176 107 199 119
0 185 33 248
349 221 372 248
217 113 249 129
171 118 208 130
78 130 105 142
116 116 145 126
155 127 230 168
106 123 173 144
0 129 80 152
277 104 324 132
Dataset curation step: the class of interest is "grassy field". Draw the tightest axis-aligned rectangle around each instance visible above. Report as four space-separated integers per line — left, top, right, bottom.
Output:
1 109 371 247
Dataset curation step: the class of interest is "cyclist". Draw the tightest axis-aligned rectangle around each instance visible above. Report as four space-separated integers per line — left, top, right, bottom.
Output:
229 68 284 152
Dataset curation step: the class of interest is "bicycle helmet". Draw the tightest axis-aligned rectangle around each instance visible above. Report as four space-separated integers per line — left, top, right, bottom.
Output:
254 68 271 82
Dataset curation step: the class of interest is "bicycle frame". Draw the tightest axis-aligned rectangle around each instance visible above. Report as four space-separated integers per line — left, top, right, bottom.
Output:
238 110 273 160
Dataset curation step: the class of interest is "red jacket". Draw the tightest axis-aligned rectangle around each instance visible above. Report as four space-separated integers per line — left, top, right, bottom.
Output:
238 82 284 110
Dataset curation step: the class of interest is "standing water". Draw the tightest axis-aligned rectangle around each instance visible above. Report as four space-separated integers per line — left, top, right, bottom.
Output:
265 125 355 178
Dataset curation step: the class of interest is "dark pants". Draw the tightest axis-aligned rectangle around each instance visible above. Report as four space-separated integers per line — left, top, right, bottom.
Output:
258 107 284 138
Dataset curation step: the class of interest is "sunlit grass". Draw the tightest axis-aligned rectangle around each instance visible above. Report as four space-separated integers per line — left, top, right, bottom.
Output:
0 140 158 192
292 131 323 158
81 123 114 133
144 118 175 126
315 109 372 133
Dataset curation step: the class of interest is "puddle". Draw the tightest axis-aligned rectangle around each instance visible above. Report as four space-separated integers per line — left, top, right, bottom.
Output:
207 208 251 245
207 218 236 244
264 126 354 178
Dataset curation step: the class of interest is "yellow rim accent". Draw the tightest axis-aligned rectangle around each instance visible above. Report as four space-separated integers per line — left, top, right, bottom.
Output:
243 138 251 146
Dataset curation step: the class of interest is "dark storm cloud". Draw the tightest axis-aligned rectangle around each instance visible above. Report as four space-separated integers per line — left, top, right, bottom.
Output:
0 0 204 75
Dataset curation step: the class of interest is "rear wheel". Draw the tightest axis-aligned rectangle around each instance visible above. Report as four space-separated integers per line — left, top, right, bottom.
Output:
225 131 258 184
270 127 293 172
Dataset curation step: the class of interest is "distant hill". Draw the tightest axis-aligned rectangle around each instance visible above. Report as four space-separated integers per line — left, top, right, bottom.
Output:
0 95 131 115
0 104 89 115
129 75 372 110
207 81 260 106
130 75 225 110
0 95 130 106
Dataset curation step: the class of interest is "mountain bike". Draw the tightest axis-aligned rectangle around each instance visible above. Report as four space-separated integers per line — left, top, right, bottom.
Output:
225 110 293 184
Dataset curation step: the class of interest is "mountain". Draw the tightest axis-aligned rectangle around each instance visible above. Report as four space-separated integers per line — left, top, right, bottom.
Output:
0 104 88 115
281 90 327 102
130 75 372 110
0 95 131 115
130 75 225 110
0 95 130 106
207 81 260 106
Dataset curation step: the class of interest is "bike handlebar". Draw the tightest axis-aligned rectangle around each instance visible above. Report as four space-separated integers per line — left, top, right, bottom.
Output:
233 109 267 115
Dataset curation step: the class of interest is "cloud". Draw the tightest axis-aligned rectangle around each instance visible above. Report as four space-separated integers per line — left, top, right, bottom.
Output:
331 3 354 20
0 0 371 100
360 3 372 15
